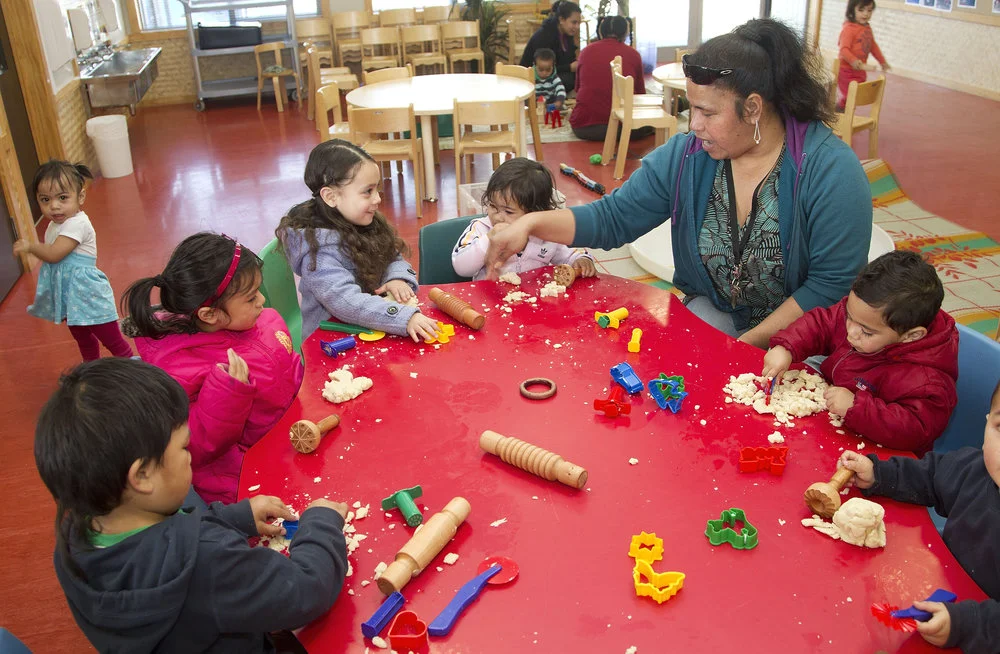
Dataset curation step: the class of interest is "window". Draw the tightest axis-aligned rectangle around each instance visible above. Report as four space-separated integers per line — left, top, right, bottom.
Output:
372 0 448 9
136 0 321 31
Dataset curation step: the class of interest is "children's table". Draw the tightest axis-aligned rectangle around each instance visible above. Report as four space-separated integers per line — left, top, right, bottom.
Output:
240 272 985 653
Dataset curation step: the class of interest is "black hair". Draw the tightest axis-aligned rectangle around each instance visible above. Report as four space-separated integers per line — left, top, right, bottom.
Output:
687 18 833 125
34 358 190 579
482 158 557 214
851 250 944 334
846 0 876 22
534 48 556 64
121 232 263 337
275 139 409 294
32 160 93 198
992 379 1000 407
599 15 629 41
551 0 581 20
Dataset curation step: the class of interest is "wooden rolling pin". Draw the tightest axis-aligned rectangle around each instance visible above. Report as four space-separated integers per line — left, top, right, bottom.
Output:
377 496 471 595
479 430 588 489
804 468 855 519
428 287 485 330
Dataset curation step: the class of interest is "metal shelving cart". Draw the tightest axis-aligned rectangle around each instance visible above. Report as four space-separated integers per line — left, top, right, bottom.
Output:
179 0 299 111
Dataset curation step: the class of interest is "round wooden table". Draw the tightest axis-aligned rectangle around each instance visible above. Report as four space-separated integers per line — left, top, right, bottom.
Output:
240 272 984 653
347 74 535 202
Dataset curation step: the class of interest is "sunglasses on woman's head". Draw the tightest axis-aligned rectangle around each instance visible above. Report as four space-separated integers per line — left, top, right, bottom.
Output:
682 54 735 85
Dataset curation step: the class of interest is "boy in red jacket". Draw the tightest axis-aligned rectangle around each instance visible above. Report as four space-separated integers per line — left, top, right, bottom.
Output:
762 251 958 454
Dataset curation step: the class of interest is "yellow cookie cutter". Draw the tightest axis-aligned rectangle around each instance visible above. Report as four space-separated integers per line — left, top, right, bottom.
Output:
632 559 685 604
627 531 664 563
423 321 456 344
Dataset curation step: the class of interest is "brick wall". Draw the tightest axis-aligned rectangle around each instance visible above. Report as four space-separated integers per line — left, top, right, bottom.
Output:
819 0 1000 99
55 80 98 171
137 35 197 106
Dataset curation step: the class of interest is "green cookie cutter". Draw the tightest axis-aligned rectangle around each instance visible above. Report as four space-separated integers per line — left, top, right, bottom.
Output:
705 507 758 550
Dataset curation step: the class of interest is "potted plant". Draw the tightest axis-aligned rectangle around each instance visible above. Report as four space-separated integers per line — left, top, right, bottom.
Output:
583 0 633 43
450 0 510 73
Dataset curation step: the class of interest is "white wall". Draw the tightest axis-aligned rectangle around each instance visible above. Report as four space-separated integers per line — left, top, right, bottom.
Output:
820 0 1000 99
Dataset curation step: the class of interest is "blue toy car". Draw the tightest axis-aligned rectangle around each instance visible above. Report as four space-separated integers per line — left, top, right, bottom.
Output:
610 362 643 394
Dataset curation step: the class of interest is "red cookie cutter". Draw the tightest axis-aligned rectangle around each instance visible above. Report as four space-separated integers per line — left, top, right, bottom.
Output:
388 610 428 651
594 385 631 417
738 446 789 475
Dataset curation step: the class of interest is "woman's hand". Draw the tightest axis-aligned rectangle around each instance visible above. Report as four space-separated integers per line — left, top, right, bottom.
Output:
249 495 297 537
570 61 578 73
837 451 875 489
485 219 531 279
914 602 951 647
376 279 415 304
218 348 250 384
574 258 597 278
761 346 792 380
407 313 440 343
823 386 855 416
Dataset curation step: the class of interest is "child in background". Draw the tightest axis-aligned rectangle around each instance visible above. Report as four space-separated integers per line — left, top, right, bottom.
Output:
12 161 132 361
836 378 1000 651
122 233 303 504
762 251 958 454
452 158 596 281
837 0 889 109
36 358 349 653
533 48 567 111
277 139 439 342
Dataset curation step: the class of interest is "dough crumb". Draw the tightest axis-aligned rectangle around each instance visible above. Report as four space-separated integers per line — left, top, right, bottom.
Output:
625 647 638 654
540 281 567 298
628 457 639 465
499 272 522 285
724 370 830 425
490 518 508 527
410 372 418 378
247 484 260 492
371 635 388 649
768 431 785 444
322 367 373 404
443 552 459 565
373 562 388 579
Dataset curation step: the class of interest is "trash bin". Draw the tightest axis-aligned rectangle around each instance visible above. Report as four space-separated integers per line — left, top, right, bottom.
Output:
86 115 134 178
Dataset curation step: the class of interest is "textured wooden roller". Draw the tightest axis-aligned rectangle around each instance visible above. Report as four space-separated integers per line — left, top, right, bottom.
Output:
428 287 485 330
290 414 340 454
804 467 854 519
553 264 577 288
479 430 588 489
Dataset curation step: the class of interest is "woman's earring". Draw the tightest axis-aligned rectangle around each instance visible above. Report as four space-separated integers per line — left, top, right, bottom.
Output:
753 119 761 145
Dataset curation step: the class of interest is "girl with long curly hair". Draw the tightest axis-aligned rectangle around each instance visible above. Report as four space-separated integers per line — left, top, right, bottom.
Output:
277 139 439 341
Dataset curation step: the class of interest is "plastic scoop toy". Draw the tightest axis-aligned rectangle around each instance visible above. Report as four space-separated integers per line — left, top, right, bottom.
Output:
871 589 957 632
427 556 519 636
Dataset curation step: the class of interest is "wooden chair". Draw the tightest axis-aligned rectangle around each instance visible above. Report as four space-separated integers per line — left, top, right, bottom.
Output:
332 10 369 68
315 82 351 143
505 17 529 67
348 104 425 218
401 25 447 75
441 21 484 74
361 26 402 73
307 46 358 121
602 70 676 179
668 49 693 116
421 5 458 23
379 8 417 28
611 56 662 108
253 43 300 113
835 76 885 158
363 63 413 85
495 62 543 162
297 17 333 64
452 98 523 209
829 56 841 108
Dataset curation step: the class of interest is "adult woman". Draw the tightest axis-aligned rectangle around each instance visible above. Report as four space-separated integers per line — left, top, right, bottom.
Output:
570 16 652 142
488 19 872 349
520 1 582 92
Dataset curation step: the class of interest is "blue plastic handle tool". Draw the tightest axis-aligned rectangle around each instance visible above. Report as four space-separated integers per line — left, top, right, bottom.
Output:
282 520 298 539
427 565 503 637
361 591 405 639
891 589 958 621
320 336 356 357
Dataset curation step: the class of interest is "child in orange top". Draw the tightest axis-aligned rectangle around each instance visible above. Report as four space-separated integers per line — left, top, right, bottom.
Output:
837 0 890 109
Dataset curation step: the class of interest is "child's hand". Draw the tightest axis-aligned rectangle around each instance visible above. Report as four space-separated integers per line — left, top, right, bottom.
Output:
218 348 249 384
574 258 597 278
761 346 792 380
824 386 855 416
913 601 951 647
375 279 415 304
838 450 875 489
305 498 349 519
407 313 440 343
249 495 297 537
881 62 891 72
554 99 564 111
851 59 864 70
12 239 29 257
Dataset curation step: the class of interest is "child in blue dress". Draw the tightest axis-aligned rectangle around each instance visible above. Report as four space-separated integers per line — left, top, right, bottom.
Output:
12 161 132 361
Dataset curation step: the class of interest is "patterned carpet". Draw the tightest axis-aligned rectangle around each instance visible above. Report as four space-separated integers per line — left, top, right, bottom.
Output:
592 158 1000 339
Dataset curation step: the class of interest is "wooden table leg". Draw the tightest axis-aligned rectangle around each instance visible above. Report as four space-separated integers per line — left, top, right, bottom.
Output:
420 114 438 201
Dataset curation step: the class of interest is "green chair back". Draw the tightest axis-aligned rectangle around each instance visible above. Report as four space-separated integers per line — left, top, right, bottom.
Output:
258 238 303 355
418 215 481 285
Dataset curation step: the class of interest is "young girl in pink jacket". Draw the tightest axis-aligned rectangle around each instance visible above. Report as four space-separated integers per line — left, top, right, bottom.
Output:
122 233 303 503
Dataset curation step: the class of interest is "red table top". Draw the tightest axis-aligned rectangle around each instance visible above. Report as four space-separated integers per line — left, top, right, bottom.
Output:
239 271 984 653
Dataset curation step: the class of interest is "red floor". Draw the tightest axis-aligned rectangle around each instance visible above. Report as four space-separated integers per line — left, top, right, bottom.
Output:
1 73 997 651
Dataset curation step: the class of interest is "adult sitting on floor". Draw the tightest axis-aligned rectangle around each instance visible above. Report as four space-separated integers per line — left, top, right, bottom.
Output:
489 18 872 349
569 15 652 142
520 1 582 93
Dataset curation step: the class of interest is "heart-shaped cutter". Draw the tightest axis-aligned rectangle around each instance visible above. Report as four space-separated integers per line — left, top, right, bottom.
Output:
388 610 428 651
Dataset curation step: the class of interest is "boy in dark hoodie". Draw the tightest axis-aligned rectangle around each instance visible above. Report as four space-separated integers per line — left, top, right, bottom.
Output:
762 250 958 454
35 357 349 653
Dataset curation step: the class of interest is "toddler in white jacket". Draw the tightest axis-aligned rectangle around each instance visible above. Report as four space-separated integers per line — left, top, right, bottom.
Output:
452 158 596 281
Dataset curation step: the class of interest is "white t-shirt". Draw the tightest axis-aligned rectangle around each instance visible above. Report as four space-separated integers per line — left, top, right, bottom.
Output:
44 211 97 257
